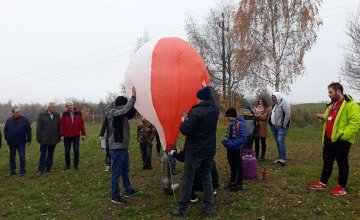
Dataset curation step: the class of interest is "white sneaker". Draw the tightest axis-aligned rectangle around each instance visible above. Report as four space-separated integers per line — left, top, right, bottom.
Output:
274 159 280 163
213 191 217 196
105 165 110 172
278 159 286 166
171 183 180 191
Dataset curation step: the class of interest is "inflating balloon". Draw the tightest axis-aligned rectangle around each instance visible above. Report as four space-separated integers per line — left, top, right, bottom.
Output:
124 37 210 151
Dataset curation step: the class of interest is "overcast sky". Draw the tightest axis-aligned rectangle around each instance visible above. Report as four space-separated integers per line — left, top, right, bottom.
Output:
0 0 359 105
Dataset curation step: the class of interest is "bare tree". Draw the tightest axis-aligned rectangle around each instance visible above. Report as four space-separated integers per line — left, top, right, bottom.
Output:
235 0 322 93
105 91 119 104
342 8 360 92
133 29 151 53
185 0 246 99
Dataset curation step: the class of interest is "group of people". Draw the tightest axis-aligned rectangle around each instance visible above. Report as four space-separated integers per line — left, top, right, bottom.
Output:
1 102 85 176
170 82 359 217
0 82 359 217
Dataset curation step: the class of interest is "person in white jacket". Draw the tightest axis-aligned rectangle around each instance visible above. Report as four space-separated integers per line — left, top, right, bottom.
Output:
269 92 291 166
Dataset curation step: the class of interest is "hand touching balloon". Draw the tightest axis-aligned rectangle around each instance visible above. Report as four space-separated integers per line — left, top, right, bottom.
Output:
201 79 207 88
132 87 136 98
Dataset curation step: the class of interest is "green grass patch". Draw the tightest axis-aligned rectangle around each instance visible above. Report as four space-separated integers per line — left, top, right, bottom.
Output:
0 122 359 219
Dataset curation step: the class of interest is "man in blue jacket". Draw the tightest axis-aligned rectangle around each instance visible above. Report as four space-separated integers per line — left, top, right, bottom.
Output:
222 107 247 192
170 84 219 217
4 106 32 176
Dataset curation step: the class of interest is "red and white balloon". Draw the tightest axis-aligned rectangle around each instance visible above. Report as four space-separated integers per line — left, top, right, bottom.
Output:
124 37 210 151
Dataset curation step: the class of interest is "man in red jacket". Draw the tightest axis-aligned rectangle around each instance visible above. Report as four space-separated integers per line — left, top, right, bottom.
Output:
60 102 86 170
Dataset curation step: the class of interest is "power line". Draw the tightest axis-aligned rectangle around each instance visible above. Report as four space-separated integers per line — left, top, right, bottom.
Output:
0 52 130 91
0 25 184 82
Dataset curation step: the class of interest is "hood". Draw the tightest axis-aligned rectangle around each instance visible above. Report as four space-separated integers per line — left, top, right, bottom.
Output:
272 92 283 104
236 115 245 123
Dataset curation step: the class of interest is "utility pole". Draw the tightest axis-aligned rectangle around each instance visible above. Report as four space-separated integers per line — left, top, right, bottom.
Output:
219 12 227 100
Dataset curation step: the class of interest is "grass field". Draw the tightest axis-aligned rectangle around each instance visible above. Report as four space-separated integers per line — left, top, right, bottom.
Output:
0 122 359 220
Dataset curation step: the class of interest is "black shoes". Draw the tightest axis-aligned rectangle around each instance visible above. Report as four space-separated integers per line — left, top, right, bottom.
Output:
225 182 243 192
229 184 243 192
111 196 126 205
170 207 188 217
142 165 152 170
7 172 16 177
190 194 199 203
124 189 139 198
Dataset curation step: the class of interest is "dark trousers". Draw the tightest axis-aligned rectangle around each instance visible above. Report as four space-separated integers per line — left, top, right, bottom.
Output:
38 144 56 172
105 141 111 165
227 148 243 185
320 137 351 188
64 137 80 168
254 137 267 159
179 154 214 214
110 149 132 198
140 141 152 168
9 144 26 174
155 134 161 154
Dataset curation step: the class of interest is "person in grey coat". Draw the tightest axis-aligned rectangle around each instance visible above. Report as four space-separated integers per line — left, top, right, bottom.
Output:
269 92 291 166
106 87 138 205
36 102 61 174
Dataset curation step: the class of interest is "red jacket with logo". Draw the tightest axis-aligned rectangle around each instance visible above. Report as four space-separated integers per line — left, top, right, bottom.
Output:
60 109 86 137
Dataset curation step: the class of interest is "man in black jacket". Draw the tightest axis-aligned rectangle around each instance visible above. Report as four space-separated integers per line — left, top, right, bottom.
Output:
4 106 32 176
36 102 60 174
170 84 219 217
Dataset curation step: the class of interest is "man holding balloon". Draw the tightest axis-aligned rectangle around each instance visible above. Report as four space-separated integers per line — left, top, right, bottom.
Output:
170 84 220 217
106 87 138 205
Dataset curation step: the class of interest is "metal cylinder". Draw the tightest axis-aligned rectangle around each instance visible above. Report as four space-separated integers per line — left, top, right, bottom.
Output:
161 152 173 194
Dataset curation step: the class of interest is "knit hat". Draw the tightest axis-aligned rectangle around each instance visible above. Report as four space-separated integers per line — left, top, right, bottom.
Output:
243 105 251 111
115 96 128 106
196 86 212 101
225 107 237 118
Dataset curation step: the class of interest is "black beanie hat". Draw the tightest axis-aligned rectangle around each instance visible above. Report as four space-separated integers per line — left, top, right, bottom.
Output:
225 107 237 118
196 86 212 101
115 96 128 106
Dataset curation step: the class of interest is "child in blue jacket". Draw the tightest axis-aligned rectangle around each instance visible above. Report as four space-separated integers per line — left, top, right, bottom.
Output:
222 107 247 192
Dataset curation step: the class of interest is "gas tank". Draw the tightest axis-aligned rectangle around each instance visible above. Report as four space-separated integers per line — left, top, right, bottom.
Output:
242 149 257 179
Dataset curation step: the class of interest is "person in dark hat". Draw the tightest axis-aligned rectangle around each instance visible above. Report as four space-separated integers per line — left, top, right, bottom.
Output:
106 88 138 205
170 83 219 217
222 107 247 192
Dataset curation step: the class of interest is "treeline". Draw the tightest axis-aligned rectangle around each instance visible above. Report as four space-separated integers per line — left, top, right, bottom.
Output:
0 97 329 128
0 99 108 124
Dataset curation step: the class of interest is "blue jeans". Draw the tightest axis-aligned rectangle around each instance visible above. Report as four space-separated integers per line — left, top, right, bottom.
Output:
38 144 56 172
179 154 214 214
9 144 26 174
271 127 288 160
110 149 132 198
64 137 80 168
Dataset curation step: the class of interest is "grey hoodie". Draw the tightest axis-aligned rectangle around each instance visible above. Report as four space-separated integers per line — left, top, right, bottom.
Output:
270 92 291 128
106 97 136 150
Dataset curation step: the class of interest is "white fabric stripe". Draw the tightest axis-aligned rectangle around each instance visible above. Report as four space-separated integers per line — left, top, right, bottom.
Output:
124 39 166 150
